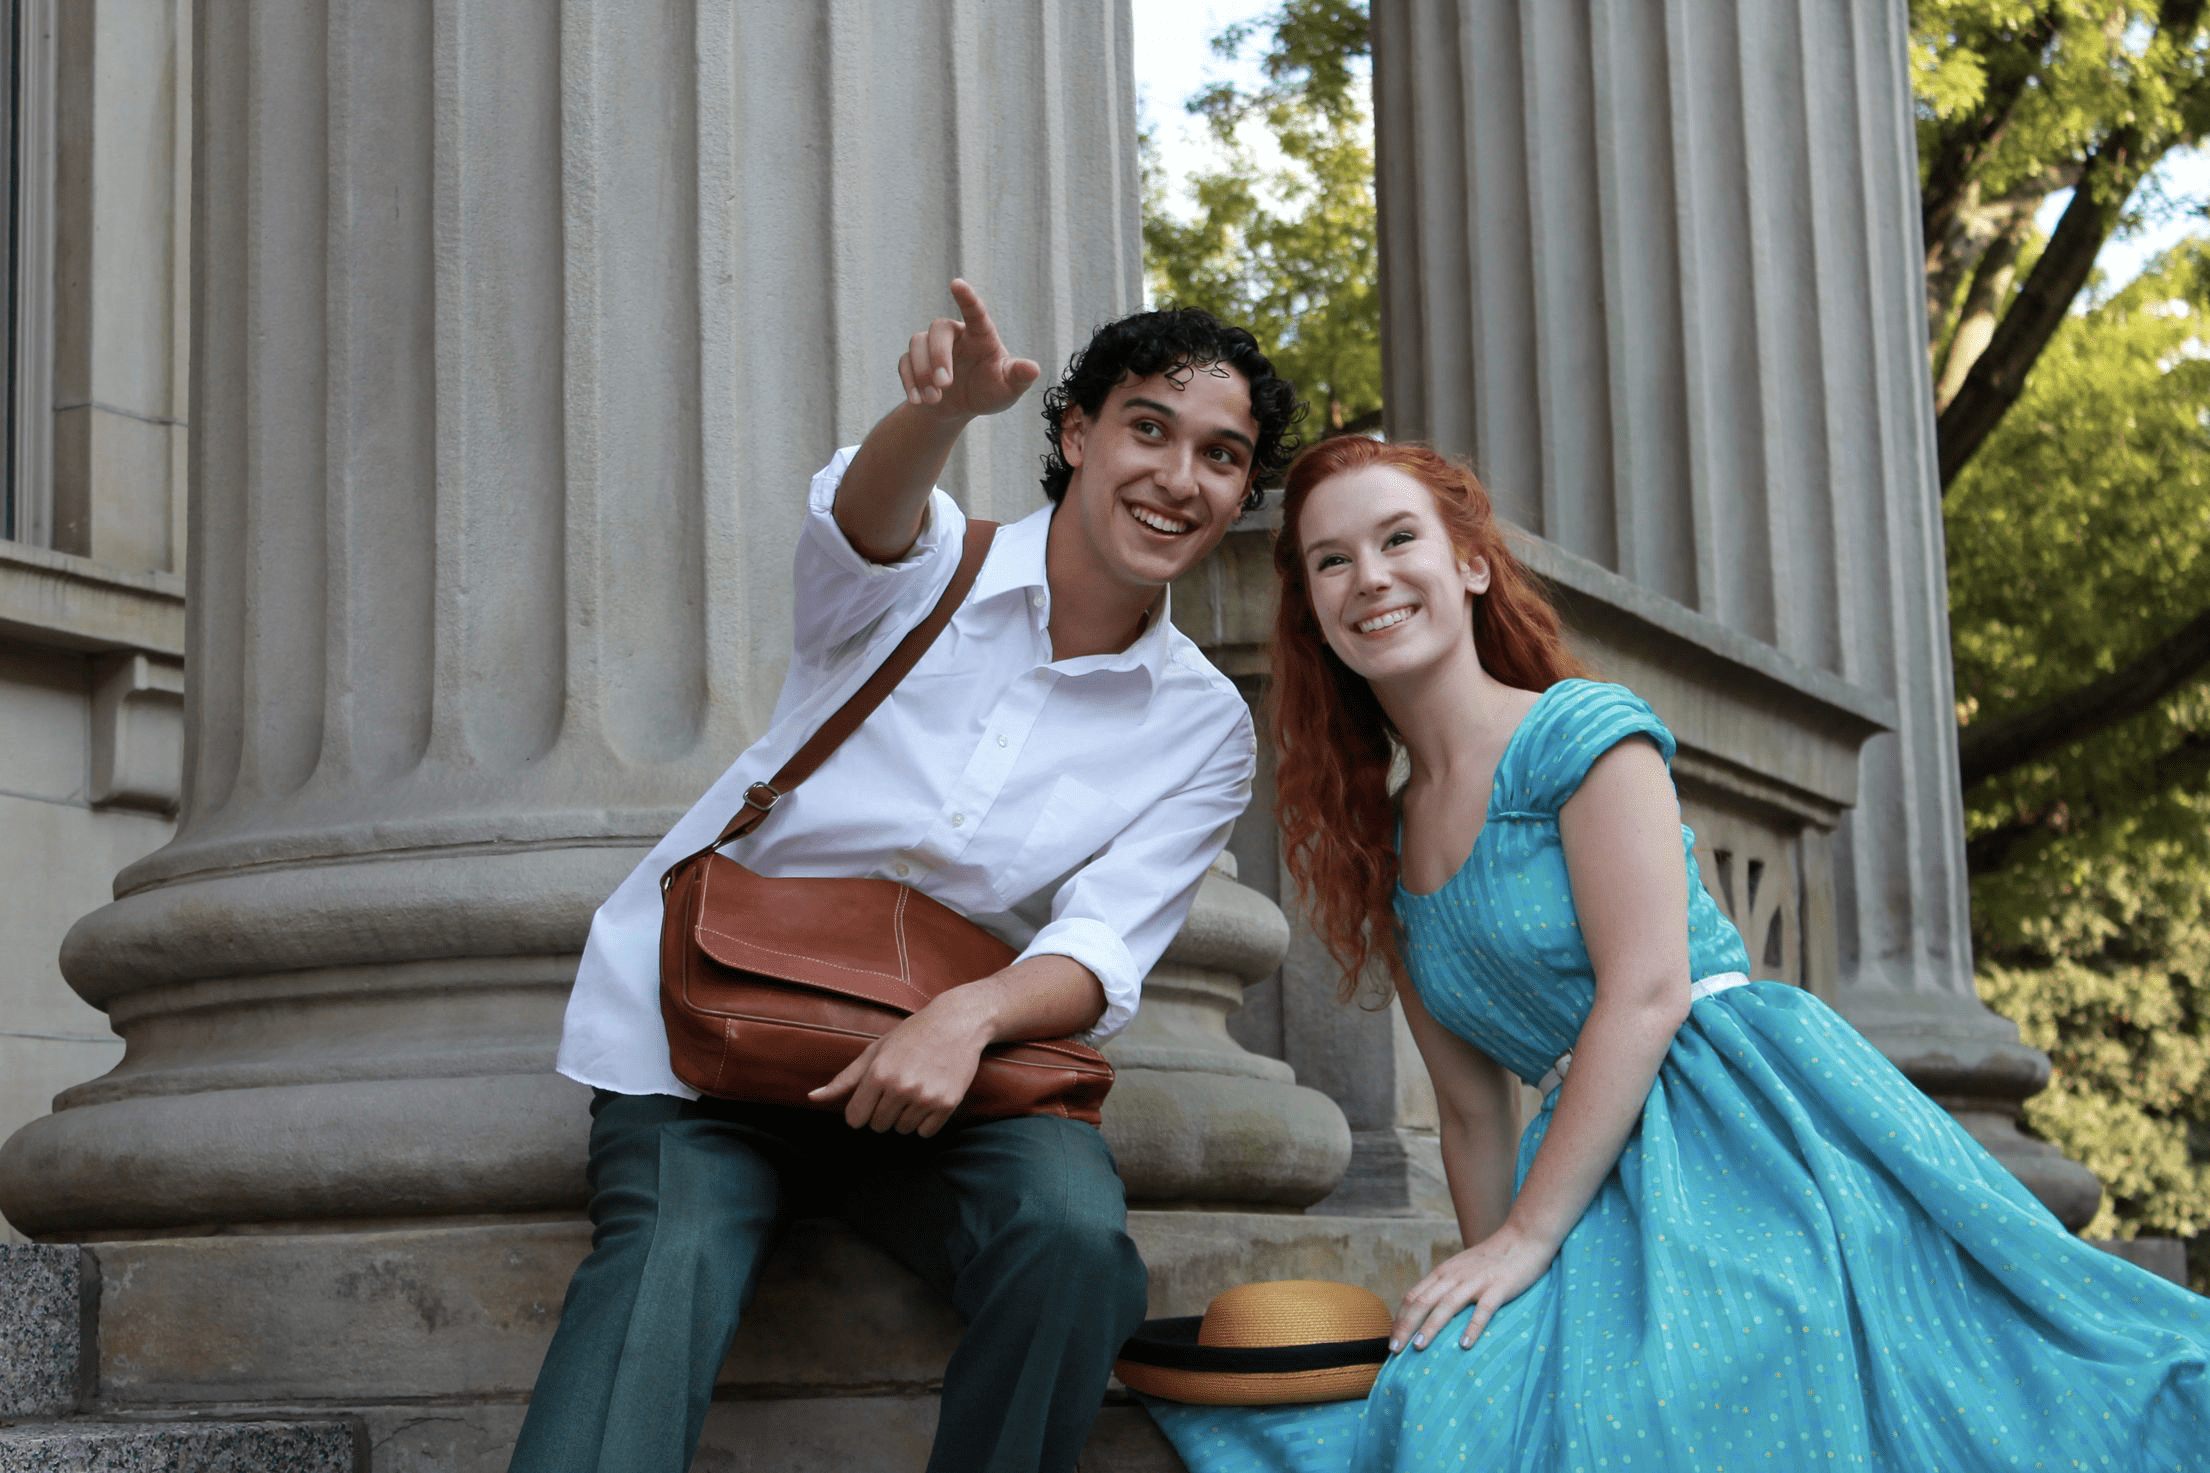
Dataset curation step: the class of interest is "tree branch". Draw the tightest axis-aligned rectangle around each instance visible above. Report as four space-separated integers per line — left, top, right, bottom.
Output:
1935 128 2158 489
1959 605 2210 790
1934 205 2034 409
1920 7 2063 313
1936 0 2208 489
1966 730 2210 875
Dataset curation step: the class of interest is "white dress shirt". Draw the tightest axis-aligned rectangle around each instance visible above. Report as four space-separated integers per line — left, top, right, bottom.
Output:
556 448 1259 1100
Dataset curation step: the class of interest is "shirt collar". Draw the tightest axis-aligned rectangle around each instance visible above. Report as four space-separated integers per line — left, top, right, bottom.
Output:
970 502 1178 688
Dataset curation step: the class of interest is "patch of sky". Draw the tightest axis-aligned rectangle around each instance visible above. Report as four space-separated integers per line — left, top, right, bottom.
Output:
2036 146 2210 303
1131 0 1279 208
1131 0 1370 225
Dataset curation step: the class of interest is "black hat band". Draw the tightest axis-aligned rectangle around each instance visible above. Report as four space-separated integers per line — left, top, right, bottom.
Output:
1117 1316 1392 1375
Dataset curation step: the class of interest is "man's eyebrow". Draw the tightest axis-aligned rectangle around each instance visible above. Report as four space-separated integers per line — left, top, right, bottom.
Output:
1122 395 1257 454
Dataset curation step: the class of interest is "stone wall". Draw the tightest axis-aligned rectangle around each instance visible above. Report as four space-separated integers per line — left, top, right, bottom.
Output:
0 0 190 1241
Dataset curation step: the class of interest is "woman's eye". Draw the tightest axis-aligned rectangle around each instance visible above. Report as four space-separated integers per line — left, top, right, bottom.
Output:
1313 552 1347 571
1385 528 1416 548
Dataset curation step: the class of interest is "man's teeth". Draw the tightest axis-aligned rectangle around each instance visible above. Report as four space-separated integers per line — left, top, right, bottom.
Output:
1356 607 1415 633
1131 506 1193 535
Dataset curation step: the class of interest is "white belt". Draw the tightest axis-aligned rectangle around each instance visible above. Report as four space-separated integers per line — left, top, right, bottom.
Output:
1532 972 1751 1096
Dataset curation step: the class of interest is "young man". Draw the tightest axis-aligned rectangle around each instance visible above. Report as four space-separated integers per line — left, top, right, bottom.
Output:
511 281 1304 1473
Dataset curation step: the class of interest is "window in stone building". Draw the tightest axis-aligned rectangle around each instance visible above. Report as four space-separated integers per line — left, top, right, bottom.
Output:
0 0 51 545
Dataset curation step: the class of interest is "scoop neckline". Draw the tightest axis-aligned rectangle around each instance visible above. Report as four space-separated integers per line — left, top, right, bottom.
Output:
1395 680 1571 902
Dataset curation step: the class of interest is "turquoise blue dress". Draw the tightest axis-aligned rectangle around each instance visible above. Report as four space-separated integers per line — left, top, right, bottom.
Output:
1148 680 2210 1471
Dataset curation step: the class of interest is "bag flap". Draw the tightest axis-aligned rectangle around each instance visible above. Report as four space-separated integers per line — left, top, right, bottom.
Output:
686 858 1016 1014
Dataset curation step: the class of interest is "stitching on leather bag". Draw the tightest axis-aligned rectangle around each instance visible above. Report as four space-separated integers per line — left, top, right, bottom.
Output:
892 887 911 984
710 1009 1101 1077
987 1054 1111 1077
694 927 913 986
716 1015 736 1090
693 861 917 986
711 1012 885 1041
689 861 968 1009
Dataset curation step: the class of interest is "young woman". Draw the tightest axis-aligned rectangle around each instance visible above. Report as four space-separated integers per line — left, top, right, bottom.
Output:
1146 436 2210 1471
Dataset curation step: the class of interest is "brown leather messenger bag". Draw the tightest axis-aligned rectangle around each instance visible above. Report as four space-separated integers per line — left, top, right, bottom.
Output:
658 517 1116 1124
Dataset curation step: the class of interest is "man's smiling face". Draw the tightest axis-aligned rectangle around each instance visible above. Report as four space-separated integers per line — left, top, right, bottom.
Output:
1053 364 1261 593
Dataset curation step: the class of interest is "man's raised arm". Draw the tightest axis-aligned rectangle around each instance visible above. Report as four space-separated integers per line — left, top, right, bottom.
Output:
835 279 1041 563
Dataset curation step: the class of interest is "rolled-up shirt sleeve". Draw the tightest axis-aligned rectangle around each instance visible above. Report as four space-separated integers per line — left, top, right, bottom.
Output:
1015 707 1258 1042
792 448 965 675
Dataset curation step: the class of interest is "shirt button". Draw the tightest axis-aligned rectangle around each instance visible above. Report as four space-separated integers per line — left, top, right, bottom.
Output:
996 734 1008 748
894 862 911 878
1030 592 1044 608
950 813 965 827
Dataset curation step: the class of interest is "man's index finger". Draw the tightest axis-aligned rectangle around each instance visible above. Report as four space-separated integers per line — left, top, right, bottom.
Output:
949 278 995 338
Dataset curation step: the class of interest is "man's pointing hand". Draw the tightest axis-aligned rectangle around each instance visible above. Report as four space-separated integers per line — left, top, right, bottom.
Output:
898 278 1041 421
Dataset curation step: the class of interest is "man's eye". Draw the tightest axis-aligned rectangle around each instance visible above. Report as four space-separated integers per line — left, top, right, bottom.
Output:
1135 420 1164 437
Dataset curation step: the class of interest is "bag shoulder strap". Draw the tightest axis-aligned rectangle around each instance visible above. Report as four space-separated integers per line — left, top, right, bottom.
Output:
702 515 998 853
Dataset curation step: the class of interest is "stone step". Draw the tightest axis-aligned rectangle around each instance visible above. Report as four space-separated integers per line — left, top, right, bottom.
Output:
0 1246 89 1421
0 1420 358 1473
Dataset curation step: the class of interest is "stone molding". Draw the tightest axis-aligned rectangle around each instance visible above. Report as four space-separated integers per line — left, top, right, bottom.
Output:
88 654 184 815
0 543 186 822
0 541 183 659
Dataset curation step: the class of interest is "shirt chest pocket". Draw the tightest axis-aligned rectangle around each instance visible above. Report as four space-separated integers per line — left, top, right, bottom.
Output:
993 774 1136 909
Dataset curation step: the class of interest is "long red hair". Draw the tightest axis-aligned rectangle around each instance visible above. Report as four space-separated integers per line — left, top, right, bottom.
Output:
1269 438 1585 1000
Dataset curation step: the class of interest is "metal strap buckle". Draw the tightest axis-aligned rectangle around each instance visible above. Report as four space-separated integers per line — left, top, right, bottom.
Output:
742 782 783 814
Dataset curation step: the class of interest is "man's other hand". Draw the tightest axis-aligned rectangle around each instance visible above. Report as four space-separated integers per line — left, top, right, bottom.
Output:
807 986 994 1138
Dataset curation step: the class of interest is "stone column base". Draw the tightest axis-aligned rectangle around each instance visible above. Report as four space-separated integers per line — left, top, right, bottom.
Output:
1305 1128 1452 1220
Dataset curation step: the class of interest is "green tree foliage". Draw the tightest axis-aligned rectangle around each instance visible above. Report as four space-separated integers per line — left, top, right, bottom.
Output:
1912 0 2210 488
1949 245 2210 1272
1922 14 2210 1267
1142 1 1380 433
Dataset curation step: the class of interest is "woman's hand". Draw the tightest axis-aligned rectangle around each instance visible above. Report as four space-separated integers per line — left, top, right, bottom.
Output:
1391 1220 1558 1352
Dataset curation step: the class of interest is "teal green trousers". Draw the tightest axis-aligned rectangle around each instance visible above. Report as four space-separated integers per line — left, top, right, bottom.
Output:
507 1090 1148 1473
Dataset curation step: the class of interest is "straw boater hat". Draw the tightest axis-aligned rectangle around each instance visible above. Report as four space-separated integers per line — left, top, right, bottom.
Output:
1114 1279 1395 1406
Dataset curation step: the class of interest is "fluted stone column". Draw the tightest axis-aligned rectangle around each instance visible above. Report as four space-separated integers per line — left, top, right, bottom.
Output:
1372 0 2098 1222
0 0 1205 1237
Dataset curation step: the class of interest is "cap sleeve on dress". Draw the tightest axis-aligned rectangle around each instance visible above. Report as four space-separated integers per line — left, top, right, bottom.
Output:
1499 679 1678 816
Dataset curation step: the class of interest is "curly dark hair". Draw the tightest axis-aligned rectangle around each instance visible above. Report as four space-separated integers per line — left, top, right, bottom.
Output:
1039 306 1305 512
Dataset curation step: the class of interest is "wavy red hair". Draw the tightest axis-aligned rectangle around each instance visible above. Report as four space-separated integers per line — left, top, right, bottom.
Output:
1268 438 1585 1000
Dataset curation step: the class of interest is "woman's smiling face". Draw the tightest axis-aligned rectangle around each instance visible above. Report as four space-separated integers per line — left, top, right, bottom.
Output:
1295 463 1489 686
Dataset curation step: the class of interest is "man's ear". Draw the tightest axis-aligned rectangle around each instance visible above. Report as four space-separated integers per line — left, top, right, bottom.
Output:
1060 407 1089 469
